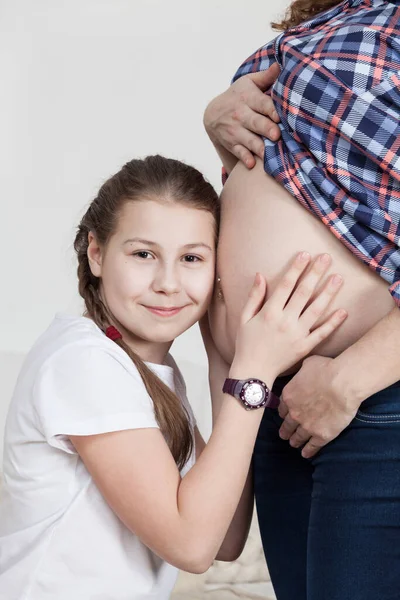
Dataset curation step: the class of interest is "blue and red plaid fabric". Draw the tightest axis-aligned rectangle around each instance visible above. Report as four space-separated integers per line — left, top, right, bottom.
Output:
224 0 400 306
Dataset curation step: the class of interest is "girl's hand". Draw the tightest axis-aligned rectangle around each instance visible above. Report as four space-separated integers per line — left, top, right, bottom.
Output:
203 63 281 170
231 253 347 386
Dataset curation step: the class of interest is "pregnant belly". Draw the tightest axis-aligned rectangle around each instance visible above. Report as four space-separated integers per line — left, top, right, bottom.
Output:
209 158 395 370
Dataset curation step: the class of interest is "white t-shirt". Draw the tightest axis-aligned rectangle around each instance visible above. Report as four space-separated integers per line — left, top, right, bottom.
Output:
0 313 196 600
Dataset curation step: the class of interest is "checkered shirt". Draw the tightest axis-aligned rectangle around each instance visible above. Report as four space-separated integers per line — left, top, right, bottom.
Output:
224 0 400 306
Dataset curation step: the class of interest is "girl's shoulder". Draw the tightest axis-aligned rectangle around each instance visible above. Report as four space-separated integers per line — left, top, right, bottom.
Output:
6 314 160 456
31 316 188 405
34 313 132 363
22 313 145 393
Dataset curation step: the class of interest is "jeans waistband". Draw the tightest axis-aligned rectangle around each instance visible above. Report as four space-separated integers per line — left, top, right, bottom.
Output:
272 374 295 397
271 373 400 398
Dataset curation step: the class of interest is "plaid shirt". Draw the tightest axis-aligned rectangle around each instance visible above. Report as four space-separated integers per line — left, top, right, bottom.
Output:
224 0 400 306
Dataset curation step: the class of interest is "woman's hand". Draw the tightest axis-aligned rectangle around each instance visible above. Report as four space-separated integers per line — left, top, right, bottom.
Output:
203 63 281 169
278 356 361 459
231 252 347 387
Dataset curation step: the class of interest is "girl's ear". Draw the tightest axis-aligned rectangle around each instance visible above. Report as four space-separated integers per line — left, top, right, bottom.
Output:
87 231 103 277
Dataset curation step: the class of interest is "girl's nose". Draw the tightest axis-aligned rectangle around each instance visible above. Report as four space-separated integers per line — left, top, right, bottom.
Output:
152 265 181 295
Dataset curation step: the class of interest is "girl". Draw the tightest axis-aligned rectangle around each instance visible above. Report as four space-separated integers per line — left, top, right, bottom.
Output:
0 155 346 600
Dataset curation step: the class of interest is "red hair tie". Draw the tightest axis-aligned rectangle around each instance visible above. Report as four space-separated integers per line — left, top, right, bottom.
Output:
105 326 122 342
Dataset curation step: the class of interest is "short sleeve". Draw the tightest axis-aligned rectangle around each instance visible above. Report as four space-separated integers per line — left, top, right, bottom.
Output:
33 343 159 454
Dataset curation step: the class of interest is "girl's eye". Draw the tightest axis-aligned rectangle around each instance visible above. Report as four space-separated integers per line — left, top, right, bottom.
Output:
133 251 154 260
183 255 201 263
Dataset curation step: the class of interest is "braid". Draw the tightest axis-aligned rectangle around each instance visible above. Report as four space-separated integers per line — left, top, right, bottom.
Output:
72 156 218 469
75 225 110 329
74 224 193 470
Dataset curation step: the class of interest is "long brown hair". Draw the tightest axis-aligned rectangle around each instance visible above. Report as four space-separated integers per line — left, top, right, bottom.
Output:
74 155 219 470
272 0 342 31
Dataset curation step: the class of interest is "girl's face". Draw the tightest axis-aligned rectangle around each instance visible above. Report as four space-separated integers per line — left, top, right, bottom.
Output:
88 198 216 362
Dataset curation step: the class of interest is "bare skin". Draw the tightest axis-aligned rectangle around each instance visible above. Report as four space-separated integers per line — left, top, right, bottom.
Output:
209 157 395 371
204 54 400 456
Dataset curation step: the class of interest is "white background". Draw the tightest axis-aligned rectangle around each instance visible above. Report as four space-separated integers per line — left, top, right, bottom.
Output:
1 0 289 457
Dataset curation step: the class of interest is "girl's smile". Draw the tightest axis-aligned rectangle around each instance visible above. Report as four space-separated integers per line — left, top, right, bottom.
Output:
142 304 188 317
88 198 216 363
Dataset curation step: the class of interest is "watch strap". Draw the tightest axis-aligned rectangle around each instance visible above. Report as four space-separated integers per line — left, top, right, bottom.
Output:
222 378 241 398
223 378 280 409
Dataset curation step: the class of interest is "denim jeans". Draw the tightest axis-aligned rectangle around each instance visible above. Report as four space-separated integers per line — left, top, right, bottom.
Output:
253 376 400 600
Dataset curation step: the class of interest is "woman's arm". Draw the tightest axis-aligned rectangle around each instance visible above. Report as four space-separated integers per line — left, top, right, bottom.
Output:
278 304 400 458
334 305 400 400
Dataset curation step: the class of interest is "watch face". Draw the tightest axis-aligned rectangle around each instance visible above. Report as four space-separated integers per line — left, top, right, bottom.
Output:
242 381 266 406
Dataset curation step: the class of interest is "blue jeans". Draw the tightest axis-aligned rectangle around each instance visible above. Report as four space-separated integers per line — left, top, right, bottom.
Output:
253 376 400 600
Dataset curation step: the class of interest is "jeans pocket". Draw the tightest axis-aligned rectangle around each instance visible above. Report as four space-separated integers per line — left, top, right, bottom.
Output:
355 381 400 423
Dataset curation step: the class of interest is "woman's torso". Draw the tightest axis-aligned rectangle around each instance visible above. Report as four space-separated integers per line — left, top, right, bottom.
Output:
209 159 395 368
210 0 400 369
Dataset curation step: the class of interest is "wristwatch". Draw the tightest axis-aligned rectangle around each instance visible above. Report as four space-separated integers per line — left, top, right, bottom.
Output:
223 378 280 410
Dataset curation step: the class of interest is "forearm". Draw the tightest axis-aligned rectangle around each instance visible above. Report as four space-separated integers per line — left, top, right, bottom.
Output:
210 369 255 562
215 467 254 561
203 108 238 175
209 138 238 175
177 393 265 571
333 305 400 403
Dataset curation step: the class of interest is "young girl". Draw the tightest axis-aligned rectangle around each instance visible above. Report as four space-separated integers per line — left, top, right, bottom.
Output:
0 155 346 600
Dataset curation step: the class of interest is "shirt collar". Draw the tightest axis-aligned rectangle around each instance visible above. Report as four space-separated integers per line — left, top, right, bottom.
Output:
350 0 400 6
285 0 399 34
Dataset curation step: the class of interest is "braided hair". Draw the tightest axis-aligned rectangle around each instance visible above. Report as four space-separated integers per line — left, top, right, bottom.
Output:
74 155 219 470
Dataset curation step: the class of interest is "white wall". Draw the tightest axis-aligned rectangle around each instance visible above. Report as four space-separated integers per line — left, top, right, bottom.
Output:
1 0 289 456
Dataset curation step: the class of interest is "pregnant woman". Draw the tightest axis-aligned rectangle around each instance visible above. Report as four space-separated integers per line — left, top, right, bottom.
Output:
204 1 400 599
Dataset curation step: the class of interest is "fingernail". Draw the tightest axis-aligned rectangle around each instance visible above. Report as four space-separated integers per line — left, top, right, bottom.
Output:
298 251 310 262
331 274 343 285
272 110 279 121
255 272 261 285
268 128 276 139
337 309 347 319
319 253 330 264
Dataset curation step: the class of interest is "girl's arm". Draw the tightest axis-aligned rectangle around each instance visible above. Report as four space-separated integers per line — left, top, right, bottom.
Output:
70 254 346 574
71 396 262 574
198 314 255 562
194 428 254 562
70 351 268 574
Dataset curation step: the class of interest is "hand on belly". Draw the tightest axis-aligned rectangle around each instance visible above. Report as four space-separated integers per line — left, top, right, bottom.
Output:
209 159 394 367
